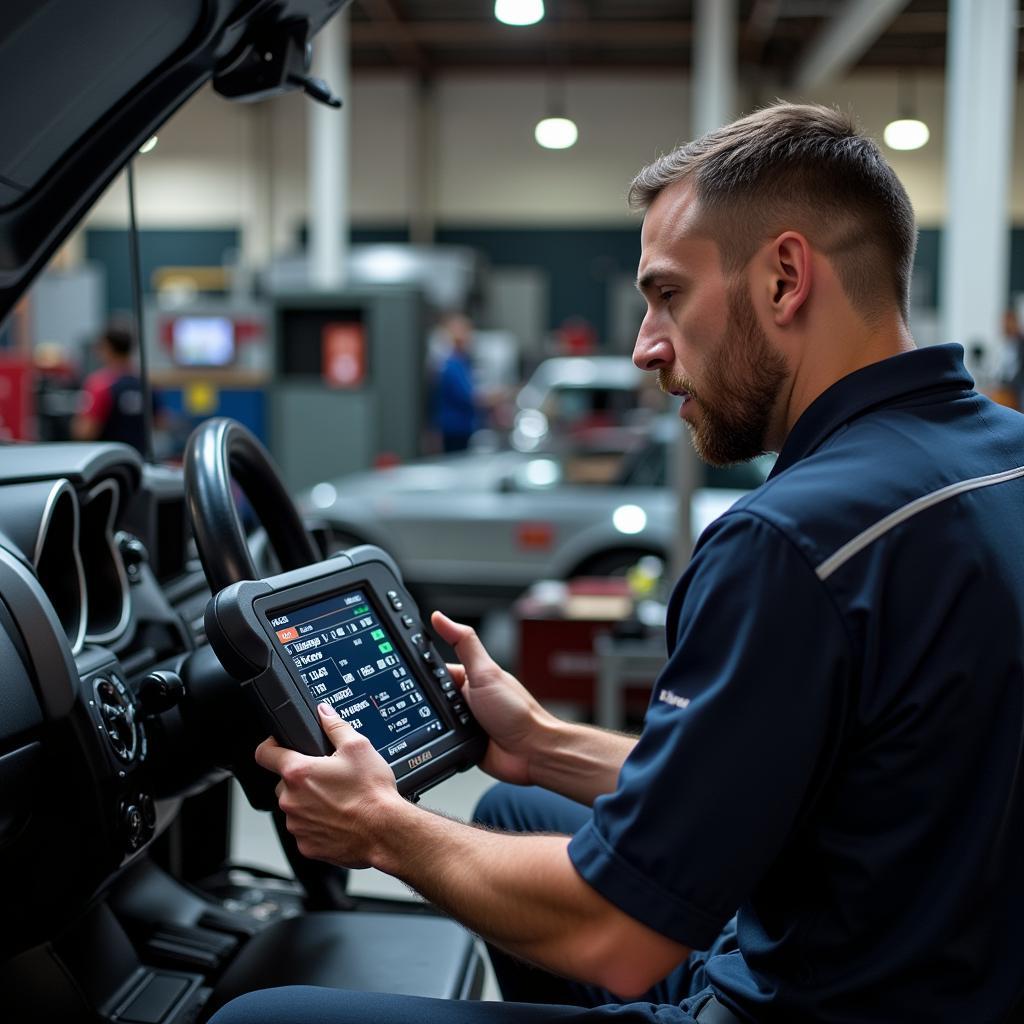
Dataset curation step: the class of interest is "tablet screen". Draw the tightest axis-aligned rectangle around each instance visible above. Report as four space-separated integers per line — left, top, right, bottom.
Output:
268 588 448 762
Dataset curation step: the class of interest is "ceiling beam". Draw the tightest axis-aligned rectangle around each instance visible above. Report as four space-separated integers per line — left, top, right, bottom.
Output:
741 0 781 63
357 0 429 73
792 0 912 91
352 59 703 75
350 20 694 47
561 0 591 18
350 11 953 53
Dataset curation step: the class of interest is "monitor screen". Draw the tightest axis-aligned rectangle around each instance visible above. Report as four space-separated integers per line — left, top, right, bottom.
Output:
172 316 235 367
267 588 448 763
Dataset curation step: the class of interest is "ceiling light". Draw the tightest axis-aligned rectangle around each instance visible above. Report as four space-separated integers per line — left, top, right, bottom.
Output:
535 116 578 150
884 75 929 152
883 118 930 151
495 0 544 26
138 135 158 155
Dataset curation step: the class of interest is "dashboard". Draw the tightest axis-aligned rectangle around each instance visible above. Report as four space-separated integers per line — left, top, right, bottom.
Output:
0 441 221 960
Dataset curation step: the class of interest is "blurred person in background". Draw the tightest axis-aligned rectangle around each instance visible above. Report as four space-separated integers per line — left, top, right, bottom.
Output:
72 320 150 455
429 312 481 453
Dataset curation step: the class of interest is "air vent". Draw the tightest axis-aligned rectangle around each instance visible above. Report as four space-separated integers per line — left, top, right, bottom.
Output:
82 480 131 643
0 478 87 654
93 676 140 764
36 481 86 654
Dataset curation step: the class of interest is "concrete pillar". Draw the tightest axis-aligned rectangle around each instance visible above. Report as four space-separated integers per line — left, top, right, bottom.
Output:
239 101 273 291
668 0 738 573
940 0 1018 379
309 9 350 289
409 78 437 246
693 0 737 136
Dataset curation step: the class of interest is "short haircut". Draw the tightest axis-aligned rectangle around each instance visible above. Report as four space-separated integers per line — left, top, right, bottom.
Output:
629 103 917 323
101 321 135 357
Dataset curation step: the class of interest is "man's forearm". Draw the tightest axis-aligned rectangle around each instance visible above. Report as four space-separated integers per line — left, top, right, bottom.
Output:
372 798 687 996
259 706 685 997
377 806 587 971
527 715 637 806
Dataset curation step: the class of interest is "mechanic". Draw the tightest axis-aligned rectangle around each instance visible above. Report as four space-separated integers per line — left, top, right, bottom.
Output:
72 320 150 454
210 103 1024 1023
429 312 481 453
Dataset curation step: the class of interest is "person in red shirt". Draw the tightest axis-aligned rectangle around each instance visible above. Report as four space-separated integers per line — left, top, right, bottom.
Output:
72 321 149 454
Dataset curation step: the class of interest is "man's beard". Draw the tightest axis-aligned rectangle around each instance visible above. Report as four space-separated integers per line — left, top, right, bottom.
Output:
659 284 788 466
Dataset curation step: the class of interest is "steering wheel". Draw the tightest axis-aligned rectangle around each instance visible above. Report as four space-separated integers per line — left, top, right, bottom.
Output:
182 418 353 908
183 417 319 592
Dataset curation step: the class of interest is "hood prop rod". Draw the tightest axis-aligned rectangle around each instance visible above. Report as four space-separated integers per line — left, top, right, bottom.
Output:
126 159 155 464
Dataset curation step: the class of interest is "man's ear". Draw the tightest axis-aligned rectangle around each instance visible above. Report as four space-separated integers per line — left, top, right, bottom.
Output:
764 232 812 327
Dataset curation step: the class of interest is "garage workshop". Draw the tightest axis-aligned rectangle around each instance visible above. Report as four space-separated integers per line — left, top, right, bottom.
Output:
1 2 1024 1022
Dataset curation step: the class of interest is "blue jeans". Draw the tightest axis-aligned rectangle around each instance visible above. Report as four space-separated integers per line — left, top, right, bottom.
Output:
208 784 737 1024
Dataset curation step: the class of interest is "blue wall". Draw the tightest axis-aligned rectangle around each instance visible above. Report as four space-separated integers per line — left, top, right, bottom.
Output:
85 227 240 313
85 225 1024 349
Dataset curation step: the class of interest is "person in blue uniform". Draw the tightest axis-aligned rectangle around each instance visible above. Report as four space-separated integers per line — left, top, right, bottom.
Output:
211 103 1024 1024
430 313 480 453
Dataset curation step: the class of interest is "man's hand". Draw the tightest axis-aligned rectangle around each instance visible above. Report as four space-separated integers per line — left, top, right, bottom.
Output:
255 703 405 868
431 611 555 786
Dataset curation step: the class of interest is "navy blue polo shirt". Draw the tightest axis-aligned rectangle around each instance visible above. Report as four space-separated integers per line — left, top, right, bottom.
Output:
568 344 1024 1022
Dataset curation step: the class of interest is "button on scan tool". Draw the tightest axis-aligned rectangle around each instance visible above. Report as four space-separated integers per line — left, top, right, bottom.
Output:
386 589 404 611
401 614 415 628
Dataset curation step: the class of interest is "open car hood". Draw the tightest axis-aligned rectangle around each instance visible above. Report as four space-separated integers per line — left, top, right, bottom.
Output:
0 0 351 323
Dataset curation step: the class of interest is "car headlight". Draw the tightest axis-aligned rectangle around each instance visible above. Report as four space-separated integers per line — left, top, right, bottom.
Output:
512 409 549 451
612 504 647 535
309 483 338 509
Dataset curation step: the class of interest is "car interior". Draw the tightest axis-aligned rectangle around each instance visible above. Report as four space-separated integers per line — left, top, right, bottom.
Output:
0 2 491 1021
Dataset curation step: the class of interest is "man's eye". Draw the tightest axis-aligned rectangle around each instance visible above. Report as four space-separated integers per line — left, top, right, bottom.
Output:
659 290 677 302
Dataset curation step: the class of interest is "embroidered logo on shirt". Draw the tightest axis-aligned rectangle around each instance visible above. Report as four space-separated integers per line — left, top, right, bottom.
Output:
657 689 690 710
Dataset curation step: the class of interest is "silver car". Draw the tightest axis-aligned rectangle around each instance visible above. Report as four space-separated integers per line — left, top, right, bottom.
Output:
510 355 659 451
299 422 771 618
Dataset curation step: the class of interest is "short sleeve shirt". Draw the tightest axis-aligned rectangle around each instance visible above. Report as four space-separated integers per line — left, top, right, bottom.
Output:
80 367 148 454
568 345 1024 1022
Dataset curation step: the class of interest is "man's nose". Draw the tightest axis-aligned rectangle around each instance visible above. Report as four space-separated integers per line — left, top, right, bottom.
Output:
633 314 673 371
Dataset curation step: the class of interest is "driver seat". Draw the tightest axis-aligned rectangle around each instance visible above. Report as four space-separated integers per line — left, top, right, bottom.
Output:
202 911 483 1019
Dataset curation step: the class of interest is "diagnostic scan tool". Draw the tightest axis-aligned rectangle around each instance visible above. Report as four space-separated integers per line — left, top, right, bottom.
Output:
205 546 486 799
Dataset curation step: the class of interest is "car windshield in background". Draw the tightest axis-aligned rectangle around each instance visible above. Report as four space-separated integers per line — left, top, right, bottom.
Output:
511 356 665 452
615 438 774 491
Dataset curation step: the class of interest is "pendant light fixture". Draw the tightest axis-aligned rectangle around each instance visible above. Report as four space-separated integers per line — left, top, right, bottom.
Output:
495 0 545 27
883 73 930 151
535 75 577 150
